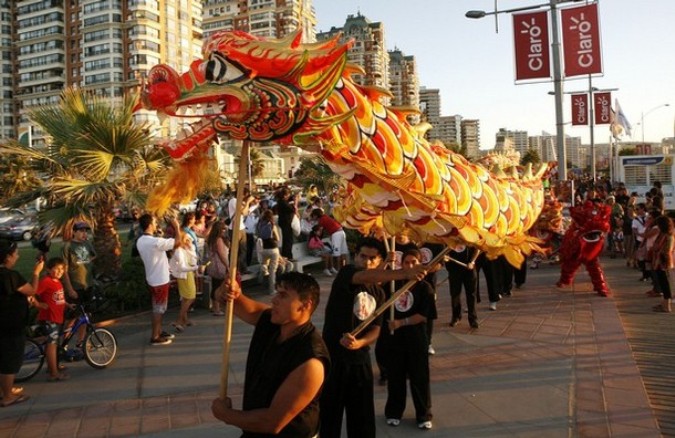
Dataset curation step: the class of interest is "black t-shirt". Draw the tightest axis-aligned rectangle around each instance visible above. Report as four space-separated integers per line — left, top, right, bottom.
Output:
0 267 29 335
380 280 432 352
322 265 386 364
243 310 330 438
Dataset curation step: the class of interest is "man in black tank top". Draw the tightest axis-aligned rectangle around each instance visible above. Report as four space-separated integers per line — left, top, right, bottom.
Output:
212 272 329 437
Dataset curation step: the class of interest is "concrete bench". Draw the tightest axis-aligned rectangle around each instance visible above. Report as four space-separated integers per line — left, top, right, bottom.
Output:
292 241 323 273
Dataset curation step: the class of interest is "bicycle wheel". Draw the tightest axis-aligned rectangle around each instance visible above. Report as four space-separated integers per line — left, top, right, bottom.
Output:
84 328 117 369
16 339 44 382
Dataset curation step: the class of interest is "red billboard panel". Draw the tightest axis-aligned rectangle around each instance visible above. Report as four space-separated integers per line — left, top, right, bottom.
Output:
561 3 603 77
571 93 588 125
593 92 611 125
513 11 551 81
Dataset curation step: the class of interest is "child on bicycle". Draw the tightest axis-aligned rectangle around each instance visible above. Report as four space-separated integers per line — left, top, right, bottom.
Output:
34 257 72 382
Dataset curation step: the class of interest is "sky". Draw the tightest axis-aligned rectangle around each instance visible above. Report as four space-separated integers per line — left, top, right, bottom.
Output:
313 0 675 150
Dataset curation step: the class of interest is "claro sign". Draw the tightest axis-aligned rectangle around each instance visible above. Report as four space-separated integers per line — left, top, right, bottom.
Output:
512 10 550 81
561 3 603 77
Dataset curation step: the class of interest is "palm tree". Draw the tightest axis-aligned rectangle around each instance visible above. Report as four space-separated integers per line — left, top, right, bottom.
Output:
234 146 265 190
294 156 342 195
0 87 169 276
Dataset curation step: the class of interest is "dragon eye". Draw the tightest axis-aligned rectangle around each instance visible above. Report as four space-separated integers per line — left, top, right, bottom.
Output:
205 52 247 84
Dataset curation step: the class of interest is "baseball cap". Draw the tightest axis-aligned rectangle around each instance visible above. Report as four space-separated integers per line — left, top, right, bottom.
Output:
73 221 91 231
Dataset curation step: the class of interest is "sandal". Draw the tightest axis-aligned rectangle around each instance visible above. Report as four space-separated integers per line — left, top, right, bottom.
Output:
652 304 671 313
11 387 23 396
47 373 70 382
171 322 184 333
1 394 30 408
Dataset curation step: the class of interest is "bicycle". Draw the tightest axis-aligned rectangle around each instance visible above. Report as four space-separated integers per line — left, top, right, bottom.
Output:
16 301 118 382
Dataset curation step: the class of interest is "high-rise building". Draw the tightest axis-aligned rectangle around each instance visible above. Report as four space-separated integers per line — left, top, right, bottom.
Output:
8 0 203 148
316 12 389 90
419 87 440 136
495 128 529 155
461 119 480 157
201 0 316 42
434 115 462 146
388 48 418 109
0 0 15 140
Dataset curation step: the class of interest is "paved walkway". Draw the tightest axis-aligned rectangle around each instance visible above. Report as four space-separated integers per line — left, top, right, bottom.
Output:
0 256 666 437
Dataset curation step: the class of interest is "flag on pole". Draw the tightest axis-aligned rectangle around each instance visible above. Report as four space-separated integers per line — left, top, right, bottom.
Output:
610 99 632 139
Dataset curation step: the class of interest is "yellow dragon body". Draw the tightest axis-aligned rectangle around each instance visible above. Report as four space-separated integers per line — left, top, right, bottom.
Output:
138 30 552 265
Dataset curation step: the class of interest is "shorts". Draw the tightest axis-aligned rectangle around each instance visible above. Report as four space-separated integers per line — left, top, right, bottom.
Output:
0 333 26 374
330 230 349 257
148 283 169 314
39 321 61 344
177 271 197 300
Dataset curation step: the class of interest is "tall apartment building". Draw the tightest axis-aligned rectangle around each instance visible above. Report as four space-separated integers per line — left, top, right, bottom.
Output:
201 0 316 42
0 0 13 140
388 48 418 108
316 12 389 90
8 0 202 148
529 131 581 166
433 115 461 146
461 119 480 157
419 87 440 137
495 128 529 155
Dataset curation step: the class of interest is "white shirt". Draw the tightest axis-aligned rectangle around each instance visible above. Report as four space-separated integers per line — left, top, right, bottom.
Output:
137 234 175 286
169 246 198 280
228 197 258 230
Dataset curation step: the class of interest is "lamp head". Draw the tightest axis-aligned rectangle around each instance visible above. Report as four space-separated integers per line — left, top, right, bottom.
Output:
465 10 487 19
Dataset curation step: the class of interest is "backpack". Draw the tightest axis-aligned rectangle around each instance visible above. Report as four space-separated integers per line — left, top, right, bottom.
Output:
258 221 273 240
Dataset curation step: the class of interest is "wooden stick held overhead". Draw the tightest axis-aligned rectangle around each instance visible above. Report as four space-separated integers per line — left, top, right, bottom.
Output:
219 140 250 399
349 246 452 338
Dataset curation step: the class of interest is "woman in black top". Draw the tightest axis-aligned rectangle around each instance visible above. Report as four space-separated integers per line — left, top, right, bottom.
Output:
275 187 298 260
0 239 43 407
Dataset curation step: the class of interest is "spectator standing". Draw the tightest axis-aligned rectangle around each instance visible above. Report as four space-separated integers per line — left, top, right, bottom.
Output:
651 216 674 313
256 209 281 295
243 208 259 267
0 240 43 407
229 188 258 274
136 214 181 346
35 257 70 381
61 221 96 347
382 249 434 430
632 203 648 280
205 220 230 316
211 272 329 437
310 208 349 271
169 234 199 332
319 237 429 438
275 187 298 261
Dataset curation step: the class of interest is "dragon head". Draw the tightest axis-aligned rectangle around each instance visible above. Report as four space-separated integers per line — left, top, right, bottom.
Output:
137 29 351 160
565 200 611 262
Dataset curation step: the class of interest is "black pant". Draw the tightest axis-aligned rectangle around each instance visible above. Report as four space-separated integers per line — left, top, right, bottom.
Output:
320 358 376 438
385 345 432 423
514 259 527 286
449 269 477 323
476 256 501 303
245 233 255 266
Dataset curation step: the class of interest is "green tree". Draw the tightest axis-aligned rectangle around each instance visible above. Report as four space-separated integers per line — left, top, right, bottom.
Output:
618 148 637 156
0 87 169 277
0 155 43 205
293 156 342 195
234 147 265 190
520 148 542 166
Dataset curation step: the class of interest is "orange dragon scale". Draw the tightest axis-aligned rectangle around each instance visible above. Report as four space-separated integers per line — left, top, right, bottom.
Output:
137 29 553 266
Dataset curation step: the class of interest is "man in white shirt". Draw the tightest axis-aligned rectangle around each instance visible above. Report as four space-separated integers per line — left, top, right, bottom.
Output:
228 188 258 274
631 203 649 281
136 214 182 345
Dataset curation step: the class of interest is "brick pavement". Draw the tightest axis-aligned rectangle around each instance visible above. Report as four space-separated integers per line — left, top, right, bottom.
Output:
0 257 663 437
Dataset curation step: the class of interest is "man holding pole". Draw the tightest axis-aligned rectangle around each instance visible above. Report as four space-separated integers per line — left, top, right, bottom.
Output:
319 237 430 438
211 272 329 437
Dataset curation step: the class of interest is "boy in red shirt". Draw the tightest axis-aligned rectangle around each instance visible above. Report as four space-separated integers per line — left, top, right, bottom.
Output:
35 257 71 381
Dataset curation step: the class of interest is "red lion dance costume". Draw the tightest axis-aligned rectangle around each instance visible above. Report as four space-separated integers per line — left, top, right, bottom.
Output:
556 200 611 296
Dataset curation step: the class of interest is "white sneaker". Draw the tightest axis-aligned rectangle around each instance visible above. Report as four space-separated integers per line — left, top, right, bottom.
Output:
323 269 333 276
386 418 400 427
330 267 339 275
489 302 497 311
428 345 435 355
418 421 433 429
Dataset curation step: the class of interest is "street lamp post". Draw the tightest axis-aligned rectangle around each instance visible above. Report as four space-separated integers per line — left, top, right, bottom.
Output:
641 103 670 144
466 0 586 181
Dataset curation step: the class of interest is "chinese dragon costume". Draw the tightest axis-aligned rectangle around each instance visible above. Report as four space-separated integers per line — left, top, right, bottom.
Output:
137 29 555 266
556 200 612 296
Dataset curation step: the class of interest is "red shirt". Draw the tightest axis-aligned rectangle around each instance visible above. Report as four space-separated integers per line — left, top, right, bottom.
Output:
37 276 66 324
317 215 342 235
